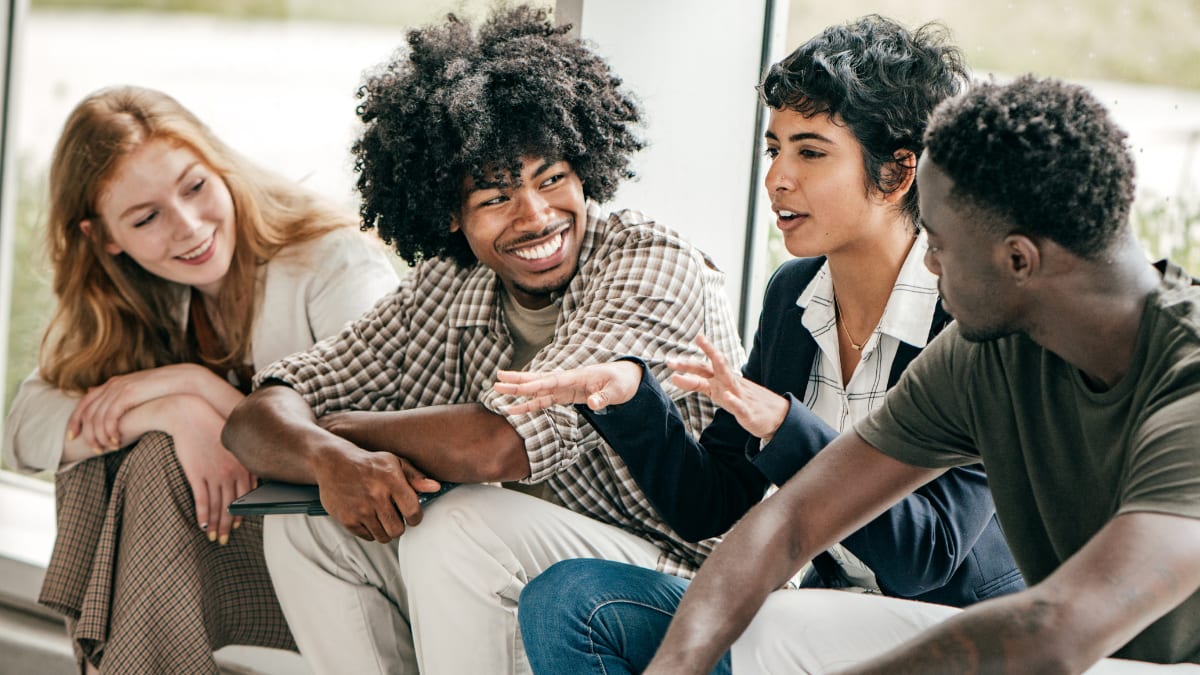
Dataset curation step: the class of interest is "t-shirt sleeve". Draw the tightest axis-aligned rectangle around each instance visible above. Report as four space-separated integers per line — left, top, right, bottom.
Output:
855 323 982 469
1121 386 1200 520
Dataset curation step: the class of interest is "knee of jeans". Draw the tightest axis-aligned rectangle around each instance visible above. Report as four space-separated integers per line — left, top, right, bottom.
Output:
520 560 631 631
517 562 570 635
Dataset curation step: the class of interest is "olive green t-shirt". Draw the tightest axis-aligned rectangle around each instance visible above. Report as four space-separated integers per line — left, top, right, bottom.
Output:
856 261 1200 664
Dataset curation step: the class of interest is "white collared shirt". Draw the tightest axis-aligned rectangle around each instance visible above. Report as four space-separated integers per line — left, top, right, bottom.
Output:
797 232 940 434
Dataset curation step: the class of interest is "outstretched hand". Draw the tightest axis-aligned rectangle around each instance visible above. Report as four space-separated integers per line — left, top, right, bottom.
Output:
494 361 644 414
668 334 789 441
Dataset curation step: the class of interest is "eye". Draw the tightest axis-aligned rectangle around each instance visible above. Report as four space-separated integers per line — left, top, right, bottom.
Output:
799 149 825 159
188 178 206 193
479 194 508 208
133 211 158 228
763 146 779 159
540 173 566 189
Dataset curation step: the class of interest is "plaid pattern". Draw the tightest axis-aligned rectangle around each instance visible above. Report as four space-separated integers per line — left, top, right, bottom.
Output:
256 204 745 575
797 233 940 432
39 432 295 673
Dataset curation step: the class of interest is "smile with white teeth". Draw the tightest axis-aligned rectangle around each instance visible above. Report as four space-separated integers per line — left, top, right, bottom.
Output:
511 232 563 261
778 209 799 219
177 236 214 260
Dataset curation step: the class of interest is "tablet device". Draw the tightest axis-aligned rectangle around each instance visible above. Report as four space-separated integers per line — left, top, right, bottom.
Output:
228 481 458 516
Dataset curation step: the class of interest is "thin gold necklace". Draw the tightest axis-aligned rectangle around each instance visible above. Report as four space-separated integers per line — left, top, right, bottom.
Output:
833 295 867 351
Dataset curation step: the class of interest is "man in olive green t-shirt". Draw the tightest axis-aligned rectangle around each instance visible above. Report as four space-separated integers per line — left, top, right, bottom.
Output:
638 76 1200 674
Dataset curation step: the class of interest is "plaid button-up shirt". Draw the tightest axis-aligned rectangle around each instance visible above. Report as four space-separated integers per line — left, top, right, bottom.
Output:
255 203 745 575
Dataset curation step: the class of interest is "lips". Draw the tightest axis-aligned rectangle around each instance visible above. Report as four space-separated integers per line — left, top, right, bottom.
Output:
511 232 563 261
177 235 215 263
772 205 809 231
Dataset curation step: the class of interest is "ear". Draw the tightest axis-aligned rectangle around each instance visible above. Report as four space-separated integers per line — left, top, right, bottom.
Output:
448 211 461 233
80 218 123 255
1002 233 1040 284
879 150 917 204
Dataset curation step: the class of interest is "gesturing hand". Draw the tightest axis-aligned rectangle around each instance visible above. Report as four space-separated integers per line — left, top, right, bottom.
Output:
668 334 788 441
494 360 644 414
310 442 441 544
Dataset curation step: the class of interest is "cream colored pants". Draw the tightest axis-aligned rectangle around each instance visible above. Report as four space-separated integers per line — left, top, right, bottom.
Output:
263 483 661 675
731 588 1200 674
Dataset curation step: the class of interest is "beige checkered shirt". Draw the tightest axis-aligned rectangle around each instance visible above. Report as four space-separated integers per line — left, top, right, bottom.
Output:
255 203 745 575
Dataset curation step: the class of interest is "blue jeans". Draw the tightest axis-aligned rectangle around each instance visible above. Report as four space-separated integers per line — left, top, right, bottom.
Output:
519 559 732 674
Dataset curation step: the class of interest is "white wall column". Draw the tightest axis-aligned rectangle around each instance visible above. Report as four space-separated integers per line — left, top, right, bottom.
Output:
557 0 787 338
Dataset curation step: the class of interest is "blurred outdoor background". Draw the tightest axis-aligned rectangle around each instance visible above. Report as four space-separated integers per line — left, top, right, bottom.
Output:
4 0 1199 430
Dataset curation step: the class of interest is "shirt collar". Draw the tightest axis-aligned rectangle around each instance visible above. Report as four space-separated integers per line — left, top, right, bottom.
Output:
795 231 940 348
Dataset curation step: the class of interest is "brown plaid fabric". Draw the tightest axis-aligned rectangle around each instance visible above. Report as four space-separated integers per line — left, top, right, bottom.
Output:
256 205 745 575
39 432 295 674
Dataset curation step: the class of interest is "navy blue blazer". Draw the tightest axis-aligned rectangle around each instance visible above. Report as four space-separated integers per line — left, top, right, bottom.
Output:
581 257 1025 607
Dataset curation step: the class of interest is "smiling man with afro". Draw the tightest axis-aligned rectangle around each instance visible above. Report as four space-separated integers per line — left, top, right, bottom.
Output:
222 5 744 674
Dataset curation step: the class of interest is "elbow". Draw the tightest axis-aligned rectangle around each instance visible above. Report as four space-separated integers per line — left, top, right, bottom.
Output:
221 396 259 464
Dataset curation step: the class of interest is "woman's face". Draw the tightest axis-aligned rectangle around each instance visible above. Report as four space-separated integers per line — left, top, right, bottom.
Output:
763 108 895 260
93 138 236 298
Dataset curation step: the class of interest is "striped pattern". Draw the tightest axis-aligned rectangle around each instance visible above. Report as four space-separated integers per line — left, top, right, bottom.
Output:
797 233 940 433
255 204 745 575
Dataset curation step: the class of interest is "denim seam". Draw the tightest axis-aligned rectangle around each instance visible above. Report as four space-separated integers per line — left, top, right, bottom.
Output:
585 598 679 675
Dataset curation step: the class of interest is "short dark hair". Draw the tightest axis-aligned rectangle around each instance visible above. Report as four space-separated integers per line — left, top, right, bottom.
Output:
924 75 1136 260
352 4 644 266
758 15 968 225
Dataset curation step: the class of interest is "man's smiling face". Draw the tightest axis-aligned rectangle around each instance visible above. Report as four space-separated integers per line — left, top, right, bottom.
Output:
453 156 588 309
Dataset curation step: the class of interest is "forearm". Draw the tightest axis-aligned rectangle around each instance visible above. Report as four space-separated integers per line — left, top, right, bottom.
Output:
838 590 1073 675
582 364 766 541
652 489 819 672
189 365 245 417
58 394 192 463
318 403 530 483
650 436 940 672
222 384 337 483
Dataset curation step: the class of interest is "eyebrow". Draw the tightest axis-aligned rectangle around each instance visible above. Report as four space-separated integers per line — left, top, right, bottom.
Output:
468 159 560 193
763 130 835 144
117 161 202 220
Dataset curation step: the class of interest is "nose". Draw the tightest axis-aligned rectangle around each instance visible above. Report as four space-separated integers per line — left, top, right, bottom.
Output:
171 205 204 240
511 187 552 231
764 156 795 195
923 246 942 276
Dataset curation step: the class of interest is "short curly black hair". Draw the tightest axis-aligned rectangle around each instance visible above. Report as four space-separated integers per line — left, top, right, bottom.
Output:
758 15 967 226
924 75 1136 260
352 4 643 266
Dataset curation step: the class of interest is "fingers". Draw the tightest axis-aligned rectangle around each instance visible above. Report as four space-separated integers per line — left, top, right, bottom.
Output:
695 334 736 380
206 478 223 540
586 389 612 411
669 372 711 396
214 481 234 546
494 369 546 384
493 371 570 398
401 460 441 494
503 394 560 415
191 478 212 540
